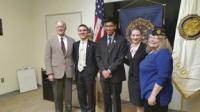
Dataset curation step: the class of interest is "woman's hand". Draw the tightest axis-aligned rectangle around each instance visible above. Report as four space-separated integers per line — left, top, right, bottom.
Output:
148 83 163 106
148 94 156 106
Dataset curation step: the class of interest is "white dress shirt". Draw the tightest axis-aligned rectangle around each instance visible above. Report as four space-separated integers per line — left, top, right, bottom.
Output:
107 33 115 45
130 43 141 58
78 39 88 72
57 35 68 53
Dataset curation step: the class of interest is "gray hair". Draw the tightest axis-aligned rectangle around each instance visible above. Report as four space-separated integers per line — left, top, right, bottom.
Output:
56 20 66 29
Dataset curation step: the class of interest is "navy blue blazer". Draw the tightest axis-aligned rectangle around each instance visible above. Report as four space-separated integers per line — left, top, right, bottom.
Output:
72 40 98 82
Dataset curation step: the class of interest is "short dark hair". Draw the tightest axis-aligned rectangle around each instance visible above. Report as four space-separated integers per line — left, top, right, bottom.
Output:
104 17 117 25
78 24 89 31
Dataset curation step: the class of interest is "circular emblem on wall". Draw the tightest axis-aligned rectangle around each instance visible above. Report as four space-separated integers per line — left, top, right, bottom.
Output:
126 18 154 42
178 14 200 40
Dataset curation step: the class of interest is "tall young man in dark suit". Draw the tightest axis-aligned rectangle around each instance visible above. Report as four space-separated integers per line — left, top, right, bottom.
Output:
96 18 127 112
72 24 98 112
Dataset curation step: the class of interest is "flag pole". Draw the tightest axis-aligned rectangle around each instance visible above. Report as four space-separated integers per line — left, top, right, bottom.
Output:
120 0 138 9
162 4 166 25
180 95 184 112
145 0 162 5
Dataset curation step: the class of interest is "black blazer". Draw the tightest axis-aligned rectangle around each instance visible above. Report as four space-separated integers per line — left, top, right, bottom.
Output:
72 40 98 82
124 42 147 81
96 34 127 82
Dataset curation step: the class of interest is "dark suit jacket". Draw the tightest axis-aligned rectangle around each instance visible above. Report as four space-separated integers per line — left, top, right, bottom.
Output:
96 34 127 83
72 40 98 82
125 42 147 81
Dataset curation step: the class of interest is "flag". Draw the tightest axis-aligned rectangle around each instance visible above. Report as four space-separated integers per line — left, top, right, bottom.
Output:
118 5 163 102
93 0 104 42
172 0 200 99
119 5 163 37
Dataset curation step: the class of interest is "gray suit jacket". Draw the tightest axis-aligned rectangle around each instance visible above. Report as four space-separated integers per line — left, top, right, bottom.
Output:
96 34 127 82
45 35 75 79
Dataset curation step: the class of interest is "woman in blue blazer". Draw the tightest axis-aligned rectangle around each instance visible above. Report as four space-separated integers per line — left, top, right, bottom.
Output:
140 27 173 112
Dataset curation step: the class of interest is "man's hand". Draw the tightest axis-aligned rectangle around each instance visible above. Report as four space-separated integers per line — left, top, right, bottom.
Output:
102 70 111 79
48 74 54 82
107 69 112 78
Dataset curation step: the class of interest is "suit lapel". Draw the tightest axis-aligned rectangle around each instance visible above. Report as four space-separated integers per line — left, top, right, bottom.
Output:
65 36 72 57
127 48 132 60
53 36 63 55
132 43 143 60
101 37 109 59
86 40 91 55
77 41 80 61
86 40 91 63
103 37 108 53
108 35 118 55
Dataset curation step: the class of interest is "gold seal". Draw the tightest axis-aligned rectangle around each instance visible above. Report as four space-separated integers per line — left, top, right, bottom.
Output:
178 14 200 40
156 29 161 35
126 18 154 42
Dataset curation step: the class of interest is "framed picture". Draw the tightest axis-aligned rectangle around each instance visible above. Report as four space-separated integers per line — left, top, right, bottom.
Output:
0 19 3 36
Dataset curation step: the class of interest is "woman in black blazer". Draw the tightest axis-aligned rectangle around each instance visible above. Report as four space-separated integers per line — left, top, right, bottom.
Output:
125 28 147 112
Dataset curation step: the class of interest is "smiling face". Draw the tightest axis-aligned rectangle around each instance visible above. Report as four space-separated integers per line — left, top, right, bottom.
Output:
56 21 66 36
104 22 116 36
78 25 88 40
130 29 142 45
148 35 163 50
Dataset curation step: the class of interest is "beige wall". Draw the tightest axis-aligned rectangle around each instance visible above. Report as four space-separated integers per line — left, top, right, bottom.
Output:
0 0 34 95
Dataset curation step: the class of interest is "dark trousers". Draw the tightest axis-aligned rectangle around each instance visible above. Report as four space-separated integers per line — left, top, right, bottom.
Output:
101 80 122 112
52 75 72 112
76 72 96 112
144 101 168 112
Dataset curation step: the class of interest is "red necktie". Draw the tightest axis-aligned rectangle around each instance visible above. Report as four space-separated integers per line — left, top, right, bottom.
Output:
108 37 112 46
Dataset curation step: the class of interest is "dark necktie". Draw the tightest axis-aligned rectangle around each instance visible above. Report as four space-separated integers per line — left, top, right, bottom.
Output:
61 37 66 55
107 37 112 47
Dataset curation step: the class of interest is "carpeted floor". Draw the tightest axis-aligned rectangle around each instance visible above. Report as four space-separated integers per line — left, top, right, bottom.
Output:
0 87 180 112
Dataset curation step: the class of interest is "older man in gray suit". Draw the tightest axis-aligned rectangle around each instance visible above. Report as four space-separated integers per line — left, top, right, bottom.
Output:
45 20 75 112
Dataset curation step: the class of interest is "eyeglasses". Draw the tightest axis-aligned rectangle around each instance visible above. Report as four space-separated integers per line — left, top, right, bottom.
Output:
78 29 87 32
149 35 165 39
131 34 141 37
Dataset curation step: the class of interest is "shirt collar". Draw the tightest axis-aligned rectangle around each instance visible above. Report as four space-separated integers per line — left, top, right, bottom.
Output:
80 38 88 43
57 35 66 39
107 32 115 39
130 42 141 51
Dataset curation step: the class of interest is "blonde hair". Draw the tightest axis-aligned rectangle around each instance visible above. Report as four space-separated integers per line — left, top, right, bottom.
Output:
146 35 172 53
